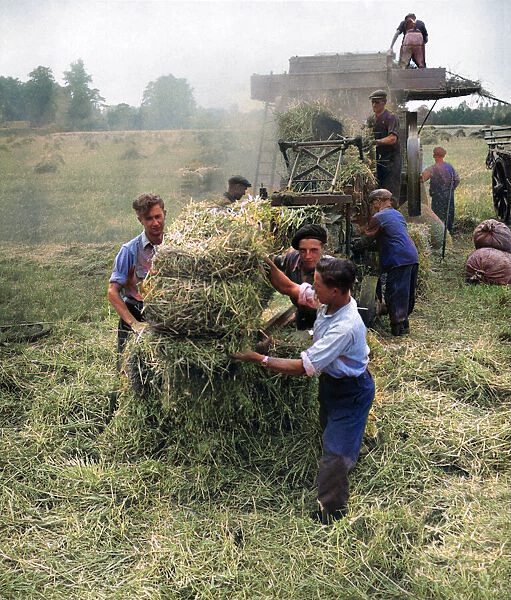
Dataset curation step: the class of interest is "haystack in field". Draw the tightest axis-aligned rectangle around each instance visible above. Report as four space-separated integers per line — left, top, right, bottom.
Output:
129 198 324 431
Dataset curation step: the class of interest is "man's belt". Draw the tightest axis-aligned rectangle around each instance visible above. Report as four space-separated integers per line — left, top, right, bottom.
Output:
320 371 365 383
124 297 143 309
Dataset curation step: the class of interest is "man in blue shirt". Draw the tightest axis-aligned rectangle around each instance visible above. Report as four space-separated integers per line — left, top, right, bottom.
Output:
363 189 419 336
421 147 460 234
108 193 166 369
234 257 375 524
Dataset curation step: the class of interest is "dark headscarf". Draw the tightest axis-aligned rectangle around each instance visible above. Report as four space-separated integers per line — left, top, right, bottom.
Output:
291 224 328 250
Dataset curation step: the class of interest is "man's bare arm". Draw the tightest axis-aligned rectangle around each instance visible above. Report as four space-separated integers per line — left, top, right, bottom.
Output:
265 257 301 303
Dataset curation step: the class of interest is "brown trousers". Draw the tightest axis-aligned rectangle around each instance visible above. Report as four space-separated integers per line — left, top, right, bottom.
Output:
399 31 426 68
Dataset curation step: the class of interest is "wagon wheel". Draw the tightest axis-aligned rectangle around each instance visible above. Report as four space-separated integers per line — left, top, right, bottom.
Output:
492 160 511 223
406 119 422 216
0 322 52 344
357 275 379 327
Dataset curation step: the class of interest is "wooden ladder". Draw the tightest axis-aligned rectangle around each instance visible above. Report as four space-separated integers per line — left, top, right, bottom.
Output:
253 100 280 194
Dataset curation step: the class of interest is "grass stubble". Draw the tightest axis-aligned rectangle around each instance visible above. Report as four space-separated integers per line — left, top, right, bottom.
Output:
0 133 509 599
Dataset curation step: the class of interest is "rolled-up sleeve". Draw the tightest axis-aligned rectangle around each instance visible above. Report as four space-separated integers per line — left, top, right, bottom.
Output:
298 283 318 308
109 245 131 286
300 350 316 376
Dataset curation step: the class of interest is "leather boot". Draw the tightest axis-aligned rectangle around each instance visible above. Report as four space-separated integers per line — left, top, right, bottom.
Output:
316 454 349 523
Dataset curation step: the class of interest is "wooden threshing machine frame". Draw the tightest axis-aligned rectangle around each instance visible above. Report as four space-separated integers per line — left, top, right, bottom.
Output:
269 135 381 325
271 136 364 255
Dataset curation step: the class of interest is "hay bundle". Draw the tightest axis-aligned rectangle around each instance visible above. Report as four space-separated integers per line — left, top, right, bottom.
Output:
130 198 320 431
276 100 343 142
178 166 223 195
408 223 432 294
144 277 267 338
400 201 448 251
195 166 223 192
120 147 145 160
178 167 203 195
143 199 303 340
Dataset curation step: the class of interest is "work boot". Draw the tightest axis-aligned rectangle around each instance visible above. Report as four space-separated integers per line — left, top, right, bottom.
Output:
391 322 404 336
310 506 347 525
316 454 349 523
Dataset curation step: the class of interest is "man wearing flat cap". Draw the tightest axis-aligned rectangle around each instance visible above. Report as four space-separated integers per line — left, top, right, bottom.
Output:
274 224 330 330
366 90 402 204
222 175 252 204
361 189 418 336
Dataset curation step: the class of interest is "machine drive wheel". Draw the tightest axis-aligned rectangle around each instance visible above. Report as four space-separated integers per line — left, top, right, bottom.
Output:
358 275 379 327
492 161 511 223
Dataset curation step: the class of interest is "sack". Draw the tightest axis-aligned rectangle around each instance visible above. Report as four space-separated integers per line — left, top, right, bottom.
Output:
465 247 511 285
473 219 511 253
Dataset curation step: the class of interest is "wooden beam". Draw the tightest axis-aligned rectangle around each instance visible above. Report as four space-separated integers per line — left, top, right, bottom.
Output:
271 194 352 207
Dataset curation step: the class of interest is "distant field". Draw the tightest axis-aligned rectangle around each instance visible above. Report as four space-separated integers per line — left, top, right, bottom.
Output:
0 129 494 246
0 129 259 244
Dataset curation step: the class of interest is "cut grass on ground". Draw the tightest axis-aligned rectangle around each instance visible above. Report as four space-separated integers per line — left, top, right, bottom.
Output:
0 232 509 599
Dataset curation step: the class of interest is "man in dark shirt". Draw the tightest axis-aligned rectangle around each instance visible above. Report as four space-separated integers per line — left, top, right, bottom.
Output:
221 175 251 204
366 90 402 204
274 224 329 330
389 13 428 68
362 189 419 336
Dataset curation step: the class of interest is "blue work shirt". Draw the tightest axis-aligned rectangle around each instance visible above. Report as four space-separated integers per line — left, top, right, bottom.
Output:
301 297 369 378
425 162 460 197
109 232 155 301
366 207 419 272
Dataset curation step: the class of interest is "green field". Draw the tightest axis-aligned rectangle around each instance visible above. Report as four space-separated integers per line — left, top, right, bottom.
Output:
0 131 509 599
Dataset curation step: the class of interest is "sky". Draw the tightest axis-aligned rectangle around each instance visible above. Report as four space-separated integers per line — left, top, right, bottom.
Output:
1 0 510 112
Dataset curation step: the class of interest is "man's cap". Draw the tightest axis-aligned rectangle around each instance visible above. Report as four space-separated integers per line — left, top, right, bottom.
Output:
369 89 387 100
369 189 393 201
291 224 328 250
228 175 251 187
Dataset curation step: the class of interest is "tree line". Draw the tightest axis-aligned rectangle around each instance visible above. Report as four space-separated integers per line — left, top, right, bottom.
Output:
0 59 222 131
420 101 511 126
3 59 510 132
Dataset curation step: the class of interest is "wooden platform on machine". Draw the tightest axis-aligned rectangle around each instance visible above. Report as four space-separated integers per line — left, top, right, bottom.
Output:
251 52 480 104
